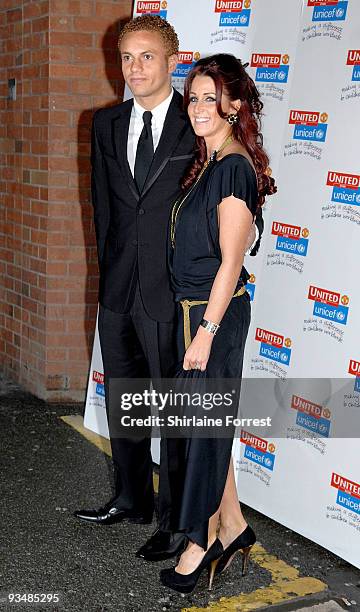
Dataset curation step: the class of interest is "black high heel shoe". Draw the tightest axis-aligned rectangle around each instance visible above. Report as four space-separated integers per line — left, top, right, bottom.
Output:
214 525 256 577
160 538 224 594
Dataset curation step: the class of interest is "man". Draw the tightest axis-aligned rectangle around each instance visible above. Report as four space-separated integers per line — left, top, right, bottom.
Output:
75 15 262 562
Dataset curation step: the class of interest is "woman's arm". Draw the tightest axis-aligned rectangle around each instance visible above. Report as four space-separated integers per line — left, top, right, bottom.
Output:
183 195 253 370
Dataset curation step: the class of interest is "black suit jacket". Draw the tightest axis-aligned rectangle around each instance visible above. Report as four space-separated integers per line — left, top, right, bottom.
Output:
91 89 195 321
91 89 263 322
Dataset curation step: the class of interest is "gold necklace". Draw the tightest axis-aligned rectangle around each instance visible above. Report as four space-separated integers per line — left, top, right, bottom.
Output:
208 133 233 162
170 133 234 248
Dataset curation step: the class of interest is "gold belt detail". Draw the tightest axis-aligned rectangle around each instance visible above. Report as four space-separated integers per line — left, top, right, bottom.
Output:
180 285 246 351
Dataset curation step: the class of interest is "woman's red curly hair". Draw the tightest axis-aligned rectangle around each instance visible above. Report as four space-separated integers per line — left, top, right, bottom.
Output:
182 53 277 210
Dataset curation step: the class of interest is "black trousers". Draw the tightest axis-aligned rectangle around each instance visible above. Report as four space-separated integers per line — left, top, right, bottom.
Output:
98 284 176 519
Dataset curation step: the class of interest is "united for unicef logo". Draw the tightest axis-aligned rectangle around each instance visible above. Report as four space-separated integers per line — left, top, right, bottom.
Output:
241 431 276 473
255 327 292 367
272 221 310 258
251 53 290 84
215 0 251 27
308 285 350 327
326 170 360 208
289 110 328 143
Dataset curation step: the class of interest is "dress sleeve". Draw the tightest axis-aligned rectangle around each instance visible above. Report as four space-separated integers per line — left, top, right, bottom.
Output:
207 155 258 217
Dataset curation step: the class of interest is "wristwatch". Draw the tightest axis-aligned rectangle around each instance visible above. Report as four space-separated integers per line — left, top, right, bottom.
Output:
200 318 220 336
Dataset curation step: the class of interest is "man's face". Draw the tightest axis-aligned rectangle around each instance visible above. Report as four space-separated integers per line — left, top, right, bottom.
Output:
120 30 178 106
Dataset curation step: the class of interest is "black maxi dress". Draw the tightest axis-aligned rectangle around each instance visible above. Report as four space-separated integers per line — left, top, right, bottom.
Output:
160 153 258 550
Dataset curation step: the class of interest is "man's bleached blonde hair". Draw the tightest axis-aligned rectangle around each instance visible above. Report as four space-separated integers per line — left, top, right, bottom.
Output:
118 15 179 56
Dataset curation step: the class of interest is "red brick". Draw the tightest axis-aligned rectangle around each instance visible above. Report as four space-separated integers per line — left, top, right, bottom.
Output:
50 63 93 78
31 48 49 64
49 156 76 172
49 14 73 31
47 262 68 275
48 187 79 201
31 141 48 154
72 47 99 63
95 2 130 19
6 8 22 23
31 110 49 125
46 290 69 304
50 31 93 47
31 79 49 94
69 0 94 16
73 15 111 32
23 3 42 19
48 139 71 155
48 172 69 187
49 125 76 140
46 348 68 361
47 231 70 245
48 78 71 93
49 46 72 62
46 318 66 332
32 16 50 33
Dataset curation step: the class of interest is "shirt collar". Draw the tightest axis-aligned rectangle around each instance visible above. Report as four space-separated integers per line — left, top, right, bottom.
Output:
133 88 174 124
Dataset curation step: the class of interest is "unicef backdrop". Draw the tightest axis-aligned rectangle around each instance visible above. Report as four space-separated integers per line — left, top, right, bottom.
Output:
84 0 360 568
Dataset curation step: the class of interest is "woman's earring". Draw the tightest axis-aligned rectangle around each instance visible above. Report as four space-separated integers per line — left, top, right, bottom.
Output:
227 113 239 125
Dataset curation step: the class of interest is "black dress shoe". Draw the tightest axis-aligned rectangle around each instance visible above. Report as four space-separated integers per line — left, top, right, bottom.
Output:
215 525 256 576
136 529 187 561
73 501 153 526
160 538 224 593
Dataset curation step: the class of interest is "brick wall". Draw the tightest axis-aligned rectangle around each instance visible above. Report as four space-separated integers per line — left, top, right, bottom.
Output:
0 0 133 400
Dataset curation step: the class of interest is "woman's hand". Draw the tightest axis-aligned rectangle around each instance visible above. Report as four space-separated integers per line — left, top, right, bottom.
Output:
183 326 214 371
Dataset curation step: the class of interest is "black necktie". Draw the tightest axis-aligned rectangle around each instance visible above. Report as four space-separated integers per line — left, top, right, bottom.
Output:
134 111 154 193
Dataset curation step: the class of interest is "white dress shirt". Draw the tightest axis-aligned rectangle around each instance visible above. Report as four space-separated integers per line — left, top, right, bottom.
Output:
127 88 174 176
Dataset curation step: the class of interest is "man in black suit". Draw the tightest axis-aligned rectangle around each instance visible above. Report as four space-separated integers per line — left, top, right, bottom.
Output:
74 15 262 561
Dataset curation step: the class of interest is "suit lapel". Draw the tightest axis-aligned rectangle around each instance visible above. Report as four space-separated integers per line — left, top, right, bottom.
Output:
112 100 139 203
141 90 189 200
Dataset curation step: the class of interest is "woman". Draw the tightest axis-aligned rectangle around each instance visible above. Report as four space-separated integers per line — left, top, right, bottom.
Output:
160 54 276 593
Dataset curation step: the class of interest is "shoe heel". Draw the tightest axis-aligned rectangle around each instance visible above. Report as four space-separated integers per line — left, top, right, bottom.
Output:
208 558 220 591
241 545 253 576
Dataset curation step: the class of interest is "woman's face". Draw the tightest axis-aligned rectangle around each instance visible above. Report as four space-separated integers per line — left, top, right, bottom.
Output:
187 75 240 139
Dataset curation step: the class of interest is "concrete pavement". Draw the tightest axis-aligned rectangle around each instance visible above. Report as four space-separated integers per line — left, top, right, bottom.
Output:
1 376 360 612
